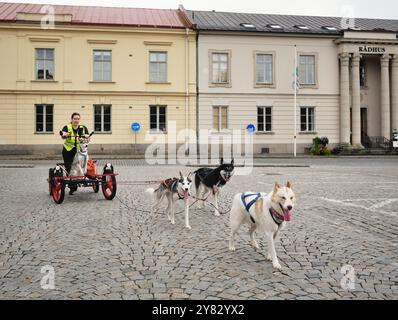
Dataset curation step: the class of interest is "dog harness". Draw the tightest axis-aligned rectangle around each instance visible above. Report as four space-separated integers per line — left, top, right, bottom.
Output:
241 193 261 224
162 178 185 200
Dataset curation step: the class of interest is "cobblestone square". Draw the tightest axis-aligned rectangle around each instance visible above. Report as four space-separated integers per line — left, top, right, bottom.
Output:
0 158 397 300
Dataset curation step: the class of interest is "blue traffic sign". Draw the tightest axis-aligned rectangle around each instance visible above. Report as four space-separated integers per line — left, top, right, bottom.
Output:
131 122 141 132
246 124 256 133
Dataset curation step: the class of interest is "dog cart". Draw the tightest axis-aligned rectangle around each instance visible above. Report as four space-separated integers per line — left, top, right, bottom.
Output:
48 132 117 204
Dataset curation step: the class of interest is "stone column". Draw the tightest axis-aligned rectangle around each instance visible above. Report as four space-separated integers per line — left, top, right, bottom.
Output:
380 54 391 140
391 55 398 134
339 53 351 145
351 53 362 148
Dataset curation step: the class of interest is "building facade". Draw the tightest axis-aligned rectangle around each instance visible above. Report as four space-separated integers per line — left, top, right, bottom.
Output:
1 3 398 155
188 11 398 154
0 3 196 155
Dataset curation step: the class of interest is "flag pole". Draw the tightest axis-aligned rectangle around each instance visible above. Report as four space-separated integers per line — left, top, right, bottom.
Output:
294 45 297 157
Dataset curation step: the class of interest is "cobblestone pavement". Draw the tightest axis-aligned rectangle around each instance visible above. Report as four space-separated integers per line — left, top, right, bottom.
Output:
0 158 397 300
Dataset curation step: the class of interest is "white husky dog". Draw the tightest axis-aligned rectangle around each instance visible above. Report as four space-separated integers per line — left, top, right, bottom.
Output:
69 135 92 177
229 182 296 270
146 172 193 229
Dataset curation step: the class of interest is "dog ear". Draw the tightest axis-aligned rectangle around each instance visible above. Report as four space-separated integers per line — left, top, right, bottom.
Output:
273 182 280 193
286 181 292 189
187 172 193 179
179 171 183 178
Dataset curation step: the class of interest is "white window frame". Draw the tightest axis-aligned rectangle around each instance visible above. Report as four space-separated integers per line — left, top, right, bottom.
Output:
213 106 229 131
93 104 112 133
93 50 112 82
209 50 231 87
149 51 168 83
254 52 275 87
298 53 317 87
35 48 55 80
149 105 167 133
35 104 54 133
257 106 273 132
300 107 316 132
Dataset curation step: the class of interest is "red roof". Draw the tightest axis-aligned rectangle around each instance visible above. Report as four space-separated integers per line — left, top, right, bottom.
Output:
0 2 190 28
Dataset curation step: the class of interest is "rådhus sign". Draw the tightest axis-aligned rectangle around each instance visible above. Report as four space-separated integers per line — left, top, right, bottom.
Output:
359 46 386 54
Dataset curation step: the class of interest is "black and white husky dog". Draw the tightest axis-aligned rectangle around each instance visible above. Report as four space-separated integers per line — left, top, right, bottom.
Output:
194 158 235 216
146 172 193 229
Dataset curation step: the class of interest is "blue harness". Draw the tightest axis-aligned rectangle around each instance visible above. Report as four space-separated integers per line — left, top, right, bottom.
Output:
241 193 262 224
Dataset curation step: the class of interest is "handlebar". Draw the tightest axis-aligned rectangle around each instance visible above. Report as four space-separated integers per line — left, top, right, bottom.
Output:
59 131 94 138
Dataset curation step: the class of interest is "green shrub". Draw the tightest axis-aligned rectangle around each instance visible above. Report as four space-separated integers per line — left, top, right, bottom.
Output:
309 137 332 156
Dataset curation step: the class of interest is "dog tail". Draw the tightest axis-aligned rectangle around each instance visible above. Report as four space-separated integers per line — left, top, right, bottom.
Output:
145 188 155 196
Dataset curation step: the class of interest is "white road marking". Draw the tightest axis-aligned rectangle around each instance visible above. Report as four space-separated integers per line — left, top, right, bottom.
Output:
319 197 398 217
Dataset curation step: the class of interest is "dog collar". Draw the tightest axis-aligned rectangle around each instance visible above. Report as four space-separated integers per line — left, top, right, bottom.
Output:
269 207 285 225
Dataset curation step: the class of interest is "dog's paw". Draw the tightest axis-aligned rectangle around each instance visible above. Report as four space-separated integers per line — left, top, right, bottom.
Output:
186 225 192 230
171 220 175 225
252 241 260 250
229 245 236 252
266 253 272 261
272 262 282 270
214 212 220 217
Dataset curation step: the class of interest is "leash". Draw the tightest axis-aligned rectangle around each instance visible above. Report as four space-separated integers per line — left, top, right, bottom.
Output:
190 195 231 215
115 194 200 215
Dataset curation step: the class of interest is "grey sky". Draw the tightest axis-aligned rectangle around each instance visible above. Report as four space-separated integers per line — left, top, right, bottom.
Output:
4 0 398 19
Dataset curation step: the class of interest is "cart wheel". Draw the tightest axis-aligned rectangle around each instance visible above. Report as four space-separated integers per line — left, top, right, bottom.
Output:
51 172 65 204
102 175 116 200
48 168 54 196
93 181 100 193
102 166 116 200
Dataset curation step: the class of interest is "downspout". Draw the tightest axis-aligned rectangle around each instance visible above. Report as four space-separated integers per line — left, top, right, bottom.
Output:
196 31 200 159
185 27 190 155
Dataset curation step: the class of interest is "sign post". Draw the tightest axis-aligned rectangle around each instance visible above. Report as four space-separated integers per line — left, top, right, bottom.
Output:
131 122 141 145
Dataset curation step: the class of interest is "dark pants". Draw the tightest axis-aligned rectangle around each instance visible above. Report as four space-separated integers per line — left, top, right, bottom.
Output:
62 147 77 191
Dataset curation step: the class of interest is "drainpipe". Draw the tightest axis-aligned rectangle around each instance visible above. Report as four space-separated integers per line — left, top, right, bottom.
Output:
185 27 190 155
195 31 200 159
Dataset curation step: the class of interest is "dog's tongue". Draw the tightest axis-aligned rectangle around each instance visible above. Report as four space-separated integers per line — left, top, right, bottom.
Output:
184 190 189 201
282 208 292 222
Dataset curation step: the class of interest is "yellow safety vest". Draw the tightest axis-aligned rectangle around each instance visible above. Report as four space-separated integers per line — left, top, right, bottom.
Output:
63 123 84 151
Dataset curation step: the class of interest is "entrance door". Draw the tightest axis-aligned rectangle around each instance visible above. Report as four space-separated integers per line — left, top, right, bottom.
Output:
361 108 368 146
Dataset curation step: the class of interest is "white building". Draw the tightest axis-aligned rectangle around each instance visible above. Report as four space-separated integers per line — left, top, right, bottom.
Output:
188 10 398 154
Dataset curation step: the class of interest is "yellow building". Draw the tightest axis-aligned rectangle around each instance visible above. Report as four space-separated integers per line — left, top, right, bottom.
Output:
0 3 196 155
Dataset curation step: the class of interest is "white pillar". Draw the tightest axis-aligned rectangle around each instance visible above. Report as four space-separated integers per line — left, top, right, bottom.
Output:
339 53 351 145
391 55 398 134
351 53 362 148
380 54 391 140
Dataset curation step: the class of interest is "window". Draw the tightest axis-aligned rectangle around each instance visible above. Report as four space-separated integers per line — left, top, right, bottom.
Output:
256 53 273 84
35 104 53 133
268 24 283 29
35 49 54 80
150 105 167 132
241 23 255 29
94 105 112 132
149 52 167 83
322 26 337 31
211 52 229 84
295 25 310 30
257 107 272 132
213 106 228 131
299 54 316 85
93 50 112 81
360 60 366 87
300 107 315 132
